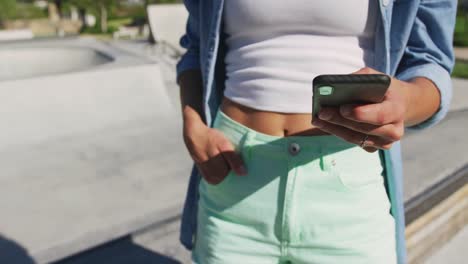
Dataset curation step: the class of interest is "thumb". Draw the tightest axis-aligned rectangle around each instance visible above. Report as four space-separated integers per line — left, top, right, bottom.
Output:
217 139 247 176
350 67 380 75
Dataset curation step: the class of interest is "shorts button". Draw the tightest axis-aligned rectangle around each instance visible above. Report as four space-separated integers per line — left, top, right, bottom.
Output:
289 142 300 156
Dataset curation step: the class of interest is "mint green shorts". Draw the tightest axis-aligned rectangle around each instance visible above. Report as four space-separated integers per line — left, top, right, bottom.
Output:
192 108 396 264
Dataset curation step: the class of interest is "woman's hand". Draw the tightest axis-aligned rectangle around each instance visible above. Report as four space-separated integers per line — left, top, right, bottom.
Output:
182 107 247 185
312 67 411 152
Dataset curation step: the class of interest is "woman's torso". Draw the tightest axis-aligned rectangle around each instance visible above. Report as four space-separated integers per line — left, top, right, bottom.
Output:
221 0 377 136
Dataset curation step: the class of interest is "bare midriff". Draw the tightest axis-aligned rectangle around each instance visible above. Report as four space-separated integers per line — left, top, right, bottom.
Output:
220 96 330 137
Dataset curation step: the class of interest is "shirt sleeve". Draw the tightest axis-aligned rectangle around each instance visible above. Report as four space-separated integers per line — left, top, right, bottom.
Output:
176 0 201 85
395 0 457 131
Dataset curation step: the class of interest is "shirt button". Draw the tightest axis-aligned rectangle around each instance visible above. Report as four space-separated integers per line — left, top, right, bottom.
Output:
289 142 301 156
382 0 390 6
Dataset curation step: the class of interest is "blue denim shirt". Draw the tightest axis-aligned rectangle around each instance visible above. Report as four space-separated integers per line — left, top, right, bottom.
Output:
175 1 456 263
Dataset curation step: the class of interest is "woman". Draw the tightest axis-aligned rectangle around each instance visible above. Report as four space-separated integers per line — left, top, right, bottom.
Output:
176 0 456 263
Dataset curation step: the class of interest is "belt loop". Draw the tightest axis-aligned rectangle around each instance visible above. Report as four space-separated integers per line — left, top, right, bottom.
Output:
239 130 254 160
319 145 327 171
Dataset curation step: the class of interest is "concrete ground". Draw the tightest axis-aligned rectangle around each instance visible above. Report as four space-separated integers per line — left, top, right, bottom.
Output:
425 225 468 264
55 220 191 264
454 47 468 61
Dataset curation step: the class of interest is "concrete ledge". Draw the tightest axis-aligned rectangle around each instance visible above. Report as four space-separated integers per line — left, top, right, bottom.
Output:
0 60 192 263
406 184 468 264
0 29 34 41
147 4 187 53
405 164 468 225
451 78 468 113
425 224 468 264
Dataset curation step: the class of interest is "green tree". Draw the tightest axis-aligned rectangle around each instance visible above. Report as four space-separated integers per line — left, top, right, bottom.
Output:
96 0 118 33
51 0 117 33
0 0 17 28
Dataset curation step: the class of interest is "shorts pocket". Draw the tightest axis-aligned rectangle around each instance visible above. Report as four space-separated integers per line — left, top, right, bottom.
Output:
198 131 252 209
324 147 384 190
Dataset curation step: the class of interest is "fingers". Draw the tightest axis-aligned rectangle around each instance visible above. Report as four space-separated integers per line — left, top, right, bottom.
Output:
347 67 403 125
216 135 247 176
313 67 405 150
317 107 404 142
312 118 395 150
363 146 379 153
221 151 247 176
351 67 380 75
197 154 230 185
192 129 247 185
339 102 403 126
340 71 407 126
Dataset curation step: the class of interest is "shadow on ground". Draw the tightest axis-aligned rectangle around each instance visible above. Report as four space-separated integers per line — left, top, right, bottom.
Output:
53 237 181 264
0 235 35 264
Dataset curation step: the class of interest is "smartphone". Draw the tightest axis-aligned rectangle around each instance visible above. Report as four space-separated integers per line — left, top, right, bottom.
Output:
312 74 391 118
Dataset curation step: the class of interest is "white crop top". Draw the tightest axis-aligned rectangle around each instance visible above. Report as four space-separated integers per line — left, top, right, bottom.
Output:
223 0 378 113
